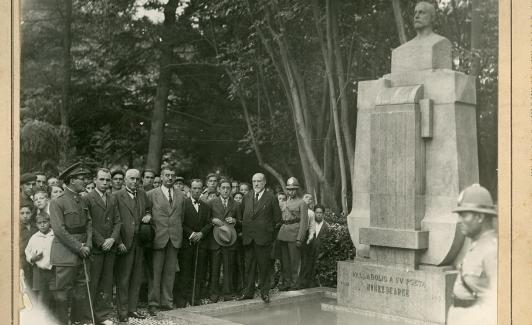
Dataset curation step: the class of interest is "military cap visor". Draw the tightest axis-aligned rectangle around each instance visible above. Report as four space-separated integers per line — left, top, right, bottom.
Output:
58 162 91 181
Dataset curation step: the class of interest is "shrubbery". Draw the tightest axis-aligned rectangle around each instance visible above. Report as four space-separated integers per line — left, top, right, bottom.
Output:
315 209 354 287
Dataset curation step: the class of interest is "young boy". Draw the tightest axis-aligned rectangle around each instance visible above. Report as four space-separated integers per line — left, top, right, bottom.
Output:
25 213 55 311
33 189 50 215
20 203 38 293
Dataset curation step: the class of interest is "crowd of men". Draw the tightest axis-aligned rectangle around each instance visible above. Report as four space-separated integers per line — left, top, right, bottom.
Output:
19 163 330 325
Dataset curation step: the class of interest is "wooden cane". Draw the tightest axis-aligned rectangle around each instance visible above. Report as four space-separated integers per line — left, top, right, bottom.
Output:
191 242 200 306
82 259 96 325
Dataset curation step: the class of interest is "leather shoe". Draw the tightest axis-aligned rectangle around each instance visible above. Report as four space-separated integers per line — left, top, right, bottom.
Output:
100 320 114 325
237 294 253 301
118 316 128 323
128 311 146 319
148 306 158 316
160 305 173 311
261 293 270 303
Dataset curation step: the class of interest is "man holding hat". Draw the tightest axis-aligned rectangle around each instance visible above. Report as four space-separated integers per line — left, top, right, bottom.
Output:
447 184 497 325
276 177 308 291
113 169 151 322
20 172 36 207
49 162 93 325
208 179 241 302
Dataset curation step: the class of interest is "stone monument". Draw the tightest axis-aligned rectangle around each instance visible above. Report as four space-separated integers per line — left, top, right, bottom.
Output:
340 2 478 324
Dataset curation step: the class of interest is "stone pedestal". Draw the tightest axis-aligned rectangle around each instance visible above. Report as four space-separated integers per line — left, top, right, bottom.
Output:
337 260 457 325
344 32 478 324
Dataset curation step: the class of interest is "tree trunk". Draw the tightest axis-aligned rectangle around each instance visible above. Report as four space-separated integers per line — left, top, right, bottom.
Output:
146 0 179 173
312 0 348 215
60 0 72 127
470 0 482 76
392 0 407 44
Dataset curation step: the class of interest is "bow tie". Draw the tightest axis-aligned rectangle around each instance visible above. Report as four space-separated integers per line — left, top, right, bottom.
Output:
193 200 200 205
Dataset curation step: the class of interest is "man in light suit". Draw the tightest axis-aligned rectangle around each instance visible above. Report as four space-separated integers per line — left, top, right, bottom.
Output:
85 168 121 325
175 179 213 307
208 179 242 301
147 166 185 315
238 173 281 303
114 169 151 323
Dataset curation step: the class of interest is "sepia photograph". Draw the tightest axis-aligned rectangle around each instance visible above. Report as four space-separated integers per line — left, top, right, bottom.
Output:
5 0 526 324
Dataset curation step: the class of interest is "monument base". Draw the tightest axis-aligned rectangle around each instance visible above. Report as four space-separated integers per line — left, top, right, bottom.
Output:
337 259 457 324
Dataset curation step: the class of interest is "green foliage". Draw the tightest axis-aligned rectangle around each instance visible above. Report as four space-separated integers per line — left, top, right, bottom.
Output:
20 119 61 172
315 209 353 287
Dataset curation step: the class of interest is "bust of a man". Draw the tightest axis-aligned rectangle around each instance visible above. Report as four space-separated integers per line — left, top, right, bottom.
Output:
391 1 452 73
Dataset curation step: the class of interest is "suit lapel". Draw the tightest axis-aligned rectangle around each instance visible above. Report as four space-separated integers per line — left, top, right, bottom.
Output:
91 191 106 210
223 198 233 218
252 191 267 217
121 190 136 216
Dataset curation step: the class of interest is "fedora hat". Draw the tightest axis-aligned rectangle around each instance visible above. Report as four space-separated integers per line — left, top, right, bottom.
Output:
213 224 237 247
138 222 154 247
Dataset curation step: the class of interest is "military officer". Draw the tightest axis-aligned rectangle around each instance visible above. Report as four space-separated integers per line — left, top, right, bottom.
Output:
49 162 93 325
447 184 497 325
276 177 308 291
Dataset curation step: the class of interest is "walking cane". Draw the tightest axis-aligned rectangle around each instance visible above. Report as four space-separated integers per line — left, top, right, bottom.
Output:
191 242 200 306
82 259 96 325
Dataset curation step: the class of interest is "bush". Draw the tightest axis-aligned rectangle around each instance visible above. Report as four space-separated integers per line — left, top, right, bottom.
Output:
315 209 353 287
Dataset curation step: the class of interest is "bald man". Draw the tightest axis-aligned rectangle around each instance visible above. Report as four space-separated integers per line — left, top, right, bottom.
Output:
238 173 281 303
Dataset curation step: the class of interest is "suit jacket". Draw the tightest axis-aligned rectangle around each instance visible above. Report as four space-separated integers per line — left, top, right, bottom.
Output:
313 221 330 256
85 190 121 253
147 186 185 249
182 197 212 249
241 189 281 246
113 188 150 251
208 196 242 250
49 187 92 267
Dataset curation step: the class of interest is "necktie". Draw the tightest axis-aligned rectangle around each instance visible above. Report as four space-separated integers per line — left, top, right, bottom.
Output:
101 193 107 206
168 188 173 205
255 193 259 202
223 199 227 209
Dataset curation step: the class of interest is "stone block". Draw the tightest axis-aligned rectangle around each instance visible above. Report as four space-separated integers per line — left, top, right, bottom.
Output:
359 227 429 250
337 260 457 324
420 99 433 138
391 36 452 73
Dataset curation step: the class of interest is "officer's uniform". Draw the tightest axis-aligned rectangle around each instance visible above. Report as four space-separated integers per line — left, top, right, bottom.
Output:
49 163 93 325
277 177 308 290
447 184 497 325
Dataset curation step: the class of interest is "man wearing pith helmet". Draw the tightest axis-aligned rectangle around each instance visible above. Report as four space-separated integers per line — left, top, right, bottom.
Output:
276 177 308 291
447 184 497 325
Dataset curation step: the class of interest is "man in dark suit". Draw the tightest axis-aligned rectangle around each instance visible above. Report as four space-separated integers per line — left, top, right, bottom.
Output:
114 169 152 323
175 179 212 307
49 162 93 325
142 169 156 192
238 173 281 303
305 204 330 287
208 179 241 301
147 166 185 315
85 168 121 325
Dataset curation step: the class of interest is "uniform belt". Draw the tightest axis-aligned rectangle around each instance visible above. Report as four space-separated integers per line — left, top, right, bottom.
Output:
282 218 300 225
65 226 86 234
453 297 476 308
